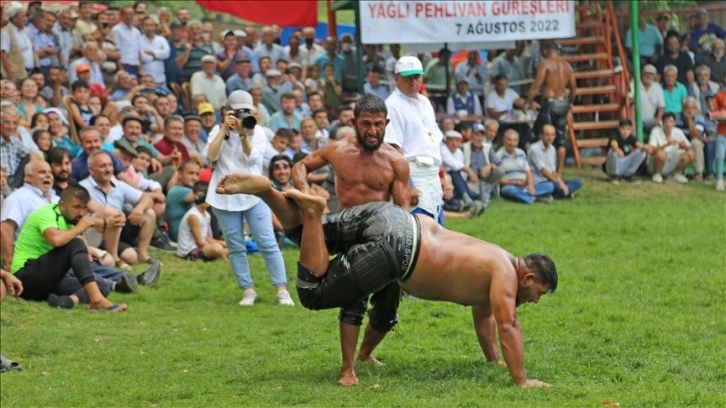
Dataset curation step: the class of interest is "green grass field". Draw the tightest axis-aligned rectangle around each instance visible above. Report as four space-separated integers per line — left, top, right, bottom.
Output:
1 169 725 407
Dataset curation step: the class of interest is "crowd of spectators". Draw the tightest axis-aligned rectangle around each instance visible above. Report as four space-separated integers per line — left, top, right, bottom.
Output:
0 1 725 313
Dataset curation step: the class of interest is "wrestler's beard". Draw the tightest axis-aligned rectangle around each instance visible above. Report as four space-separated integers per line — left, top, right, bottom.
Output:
357 132 382 152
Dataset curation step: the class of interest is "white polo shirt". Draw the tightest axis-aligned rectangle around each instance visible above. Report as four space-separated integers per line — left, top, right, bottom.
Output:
0 184 59 238
203 125 267 212
111 22 142 66
384 88 443 163
648 126 690 153
140 34 170 84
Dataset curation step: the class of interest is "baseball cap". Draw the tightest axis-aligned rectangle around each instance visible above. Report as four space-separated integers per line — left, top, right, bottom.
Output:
201 55 217 64
184 114 202 124
472 123 485 132
643 64 657 75
198 102 215 115
288 62 302 70
227 90 254 110
394 56 424 77
122 115 144 126
266 69 282 77
170 21 182 29
445 130 463 139
235 55 251 64
76 63 90 73
697 8 708 16
233 30 247 38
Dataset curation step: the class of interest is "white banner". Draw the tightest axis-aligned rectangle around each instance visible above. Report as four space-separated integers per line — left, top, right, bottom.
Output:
360 1 576 45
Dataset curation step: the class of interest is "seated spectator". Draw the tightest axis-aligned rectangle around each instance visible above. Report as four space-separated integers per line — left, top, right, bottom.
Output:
131 93 165 136
292 88 311 118
288 63 306 93
321 63 343 110
485 74 528 120
328 105 354 139
153 116 194 168
662 65 689 125
440 130 484 217
71 126 127 182
307 92 325 115
528 124 583 199
89 114 115 152
305 64 325 96
190 55 226 111
110 71 134 102
689 65 720 112
363 66 389 100
116 115 178 190
217 30 249 81
165 160 201 242
655 31 694 85
496 129 554 204
682 97 714 181
628 65 665 135
284 129 308 158
455 121 473 143
68 41 103 86
605 119 649 183
447 78 483 117
79 150 161 265
182 114 206 165
176 181 228 261
32 128 52 159
300 118 326 152
254 25 286 66
0 168 12 199
463 122 505 207
490 44 526 93
66 80 94 135
439 116 456 133
197 102 217 141
11 186 126 311
17 78 44 124
269 92 302 132
45 66 70 108
0 110 38 187
262 69 284 114
689 9 726 65
226 57 254 94
252 56 272 85
177 20 214 84
648 112 695 183
249 85 271 128
263 128 291 176
312 108 329 140
704 39 725 86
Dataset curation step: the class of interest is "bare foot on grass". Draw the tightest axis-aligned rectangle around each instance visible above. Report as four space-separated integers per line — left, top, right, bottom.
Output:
357 355 385 366
216 174 271 195
338 370 359 387
282 189 327 214
90 299 127 312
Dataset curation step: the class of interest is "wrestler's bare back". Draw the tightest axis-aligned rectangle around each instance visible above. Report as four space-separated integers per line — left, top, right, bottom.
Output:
399 215 518 306
538 58 575 99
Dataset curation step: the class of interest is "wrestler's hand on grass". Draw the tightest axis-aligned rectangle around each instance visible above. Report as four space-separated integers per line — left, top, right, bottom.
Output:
519 379 552 388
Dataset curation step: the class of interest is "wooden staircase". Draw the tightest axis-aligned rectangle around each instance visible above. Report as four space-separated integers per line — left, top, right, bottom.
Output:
560 0 631 169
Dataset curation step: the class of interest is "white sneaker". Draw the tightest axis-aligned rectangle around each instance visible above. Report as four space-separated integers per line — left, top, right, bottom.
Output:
277 290 295 306
717 180 725 191
239 289 257 306
652 173 663 183
671 174 688 184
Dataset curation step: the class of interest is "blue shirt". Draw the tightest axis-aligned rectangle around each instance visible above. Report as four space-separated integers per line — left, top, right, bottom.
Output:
79 176 142 212
269 111 302 132
165 185 193 241
315 53 345 83
689 23 726 53
663 82 688 115
71 150 126 181
226 73 253 94
625 24 663 58
52 135 83 158
364 82 389 100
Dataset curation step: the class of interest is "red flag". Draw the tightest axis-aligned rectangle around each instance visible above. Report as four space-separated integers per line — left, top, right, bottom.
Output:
196 1 318 27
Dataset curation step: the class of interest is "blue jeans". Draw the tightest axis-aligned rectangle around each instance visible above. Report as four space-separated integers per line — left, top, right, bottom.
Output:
716 135 726 182
122 64 140 78
500 182 554 205
550 179 583 199
213 202 288 290
448 170 478 202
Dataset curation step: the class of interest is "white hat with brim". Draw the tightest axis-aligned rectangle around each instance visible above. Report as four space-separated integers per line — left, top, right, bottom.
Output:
395 56 424 77
228 90 254 111
445 130 463 139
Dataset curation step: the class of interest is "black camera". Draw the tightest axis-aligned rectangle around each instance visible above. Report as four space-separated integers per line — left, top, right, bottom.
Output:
234 109 257 130
193 192 207 205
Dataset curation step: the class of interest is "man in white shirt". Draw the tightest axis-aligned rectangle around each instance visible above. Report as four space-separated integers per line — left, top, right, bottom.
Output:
68 41 103 86
283 34 309 79
440 130 484 216
385 56 444 223
190 55 227 111
647 112 694 183
111 6 143 78
0 2 36 82
139 16 170 88
454 50 488 102
301 27 325 68
628 64 666 134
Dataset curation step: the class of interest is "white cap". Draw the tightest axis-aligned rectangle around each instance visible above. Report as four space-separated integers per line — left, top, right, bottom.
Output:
233 29 247 38
643 64 657 75
445 130 463 139
4 2 24 20
227 90 254 110
394 56 424 77
265 69 282 77
201 55 217 64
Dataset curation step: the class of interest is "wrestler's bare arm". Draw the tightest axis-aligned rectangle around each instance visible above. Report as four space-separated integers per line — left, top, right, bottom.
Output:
292 141 339 193
489 269 528 385
527 60 549 104
389 150 412 210
567 63 577 104
472 304 503 364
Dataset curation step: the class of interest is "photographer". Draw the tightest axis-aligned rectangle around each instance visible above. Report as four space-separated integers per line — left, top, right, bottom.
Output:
203 91 294 307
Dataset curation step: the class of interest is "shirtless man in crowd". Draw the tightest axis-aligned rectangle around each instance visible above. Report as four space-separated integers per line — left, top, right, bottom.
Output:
528 42 577 172
288 94 413 386
215 175 557 389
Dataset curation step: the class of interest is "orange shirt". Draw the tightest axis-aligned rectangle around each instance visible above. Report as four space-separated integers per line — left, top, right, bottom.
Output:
716 90 726 136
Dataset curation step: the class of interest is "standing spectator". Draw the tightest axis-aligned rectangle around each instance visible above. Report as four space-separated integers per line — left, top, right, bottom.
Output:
235 29 259 74
713 90 726 191
340 34 359 94
655 32 694 86
704 39 725 87
190 55 226 111
216 30 248 81
662 65 689 125
177 20 213 83
284 34 309 79
112 6 143 78
689 65 720 113
176 7 191 36
54 11 75 69
74 1 97 38
261 69 284 114
528 124 583 199
26 10 57 79
1 2 37 82
485 74 528 119
384 43 401 81
363 67 389 100
139 17 170 89
301 27 325 68
656 14 670 39
454 50 488 102
447 78 483 116
203 91 294 306
165 21 184 87
625 14 663 66
689 9 726 65
201 22 221 54
628 65 665 135
496 129 554 205
647 112 694 183
157 7 172 37
490 44 526 93
606 119 649 183
385 56 444 222
424 48 454 111
315 36 344 83
254 26 286 66
68 41 103 85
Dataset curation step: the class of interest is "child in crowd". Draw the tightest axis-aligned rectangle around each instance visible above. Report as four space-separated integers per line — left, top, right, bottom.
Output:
176 182 228 261
67 80 94 133
605 119 649 184
32 128 53 159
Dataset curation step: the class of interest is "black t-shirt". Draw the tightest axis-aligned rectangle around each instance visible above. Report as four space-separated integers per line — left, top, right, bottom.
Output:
52 178 79 197
608 134 639 156
655 52 693 85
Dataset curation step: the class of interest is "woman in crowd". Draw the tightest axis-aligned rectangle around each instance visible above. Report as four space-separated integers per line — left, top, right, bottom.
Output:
17 78 44 125
30 112 49 131
31 128 52 159
90 114 115 152
45 108 83 158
